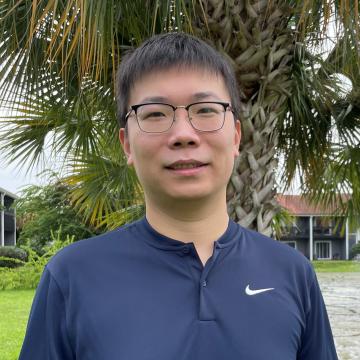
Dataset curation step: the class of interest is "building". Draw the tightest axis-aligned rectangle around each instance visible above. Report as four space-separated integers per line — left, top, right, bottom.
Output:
277 195 360 260
0 187 18 246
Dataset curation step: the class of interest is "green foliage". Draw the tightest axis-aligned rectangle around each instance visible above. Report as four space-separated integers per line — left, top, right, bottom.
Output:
0 247 28 268
64 138 144 229
15 175 99 253
0 0 359 230
272 207 294 240
350 243 360 260
0 229 74 290
0 267 39 291
0 0 189 230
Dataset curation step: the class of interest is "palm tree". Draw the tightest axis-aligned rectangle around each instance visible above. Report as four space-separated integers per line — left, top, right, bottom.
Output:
191 1 360 235
0 0 359 234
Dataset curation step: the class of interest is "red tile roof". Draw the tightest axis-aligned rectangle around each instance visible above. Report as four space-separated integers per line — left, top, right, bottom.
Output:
276 194 348 216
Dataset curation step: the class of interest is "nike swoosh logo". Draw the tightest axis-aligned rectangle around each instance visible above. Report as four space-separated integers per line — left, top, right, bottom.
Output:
245 285 275 296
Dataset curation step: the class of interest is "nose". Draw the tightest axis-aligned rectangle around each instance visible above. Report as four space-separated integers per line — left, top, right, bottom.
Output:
167 108 201 149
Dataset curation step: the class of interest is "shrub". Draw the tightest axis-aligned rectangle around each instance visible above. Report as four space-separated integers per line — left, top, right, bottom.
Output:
0 266 40 290
0 246 28 268
0 229 75 290
350 243 360 260
15 178 99 253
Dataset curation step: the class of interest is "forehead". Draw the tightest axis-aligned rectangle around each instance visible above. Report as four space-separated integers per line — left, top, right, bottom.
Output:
128 66 230 105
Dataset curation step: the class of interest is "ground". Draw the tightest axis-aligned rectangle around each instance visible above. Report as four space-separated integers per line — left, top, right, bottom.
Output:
317 272 360 360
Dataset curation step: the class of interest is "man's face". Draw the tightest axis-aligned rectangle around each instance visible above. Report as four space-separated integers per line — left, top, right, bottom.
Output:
119 67 241 206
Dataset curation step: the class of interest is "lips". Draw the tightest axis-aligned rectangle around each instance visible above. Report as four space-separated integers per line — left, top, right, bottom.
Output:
165 159 208 170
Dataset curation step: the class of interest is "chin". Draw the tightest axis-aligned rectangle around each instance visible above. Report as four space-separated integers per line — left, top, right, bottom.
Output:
145 181 225 204
166 188 216 202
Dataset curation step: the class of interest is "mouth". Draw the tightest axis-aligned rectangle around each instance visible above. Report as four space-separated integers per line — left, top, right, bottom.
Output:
165 160 208 170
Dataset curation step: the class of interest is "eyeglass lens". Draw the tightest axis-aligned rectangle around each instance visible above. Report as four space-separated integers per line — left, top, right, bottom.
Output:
136 102 226 133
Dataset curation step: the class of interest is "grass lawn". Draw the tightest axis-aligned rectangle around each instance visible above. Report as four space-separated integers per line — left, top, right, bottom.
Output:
312 260 360 272
0 290 35 360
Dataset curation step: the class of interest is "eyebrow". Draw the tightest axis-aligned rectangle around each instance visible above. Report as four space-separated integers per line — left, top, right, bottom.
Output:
139 96 168 103
139 92 222 104
192 92 222 101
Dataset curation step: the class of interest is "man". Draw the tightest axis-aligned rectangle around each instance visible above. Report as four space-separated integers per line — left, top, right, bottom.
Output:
19 32 338 359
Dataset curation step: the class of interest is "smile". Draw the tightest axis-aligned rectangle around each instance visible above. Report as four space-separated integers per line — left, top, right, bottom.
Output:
169 163 205 170
165 164 209 176
165 159 208 171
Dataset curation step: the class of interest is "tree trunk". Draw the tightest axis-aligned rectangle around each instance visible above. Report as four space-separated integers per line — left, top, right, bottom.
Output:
192 0 294 235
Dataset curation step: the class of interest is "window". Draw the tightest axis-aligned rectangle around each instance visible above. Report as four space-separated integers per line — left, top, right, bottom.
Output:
314 241 332 260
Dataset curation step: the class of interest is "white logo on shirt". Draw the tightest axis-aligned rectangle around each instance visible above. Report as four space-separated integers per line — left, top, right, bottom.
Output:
245 285 274 296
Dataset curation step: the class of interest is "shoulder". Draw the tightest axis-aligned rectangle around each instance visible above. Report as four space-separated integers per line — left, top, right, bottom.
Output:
46 219 143 277
236 224 315 282
238 225 303 256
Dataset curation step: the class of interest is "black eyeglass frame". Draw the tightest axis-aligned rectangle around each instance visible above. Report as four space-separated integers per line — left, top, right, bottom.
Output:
124 101 234 133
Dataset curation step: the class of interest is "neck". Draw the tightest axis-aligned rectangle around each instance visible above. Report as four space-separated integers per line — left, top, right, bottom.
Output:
144 192 229 261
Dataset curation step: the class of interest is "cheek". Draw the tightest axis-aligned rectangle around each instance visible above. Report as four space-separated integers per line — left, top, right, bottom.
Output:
131 149 147 175
215 140 237 176
130 140 159 177
214 134 237 158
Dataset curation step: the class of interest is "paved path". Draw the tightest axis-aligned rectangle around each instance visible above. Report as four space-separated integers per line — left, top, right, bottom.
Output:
317 272 360 360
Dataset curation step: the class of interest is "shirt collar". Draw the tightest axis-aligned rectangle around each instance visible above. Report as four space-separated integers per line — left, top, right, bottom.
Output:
136 216 240 251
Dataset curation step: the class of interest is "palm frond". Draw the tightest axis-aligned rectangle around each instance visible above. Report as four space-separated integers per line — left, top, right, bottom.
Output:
63 137 144 228
0 0 194 92
303 142 360 229
0 70 117 169
277 44 340 187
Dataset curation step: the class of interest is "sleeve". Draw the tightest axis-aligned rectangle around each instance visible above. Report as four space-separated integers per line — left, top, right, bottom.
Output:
18 266 74 360
297 272 338 360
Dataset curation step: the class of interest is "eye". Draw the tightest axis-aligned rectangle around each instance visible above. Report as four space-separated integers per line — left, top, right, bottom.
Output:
143 111 166 119
138 104 172 121
191 103 222 116
197 106 218 114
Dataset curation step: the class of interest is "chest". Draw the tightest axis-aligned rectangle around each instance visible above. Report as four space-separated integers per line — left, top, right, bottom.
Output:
67 252 305 359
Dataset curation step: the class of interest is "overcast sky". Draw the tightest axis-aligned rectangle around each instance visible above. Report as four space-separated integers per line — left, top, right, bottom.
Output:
0 157 48 195
0 133 66 195
0 108 53 195
0 109 39 193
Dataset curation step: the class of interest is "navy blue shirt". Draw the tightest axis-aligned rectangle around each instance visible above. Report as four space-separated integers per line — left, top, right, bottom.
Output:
19 217 338 359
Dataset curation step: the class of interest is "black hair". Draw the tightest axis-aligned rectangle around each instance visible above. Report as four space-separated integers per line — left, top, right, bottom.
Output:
115 32 241 129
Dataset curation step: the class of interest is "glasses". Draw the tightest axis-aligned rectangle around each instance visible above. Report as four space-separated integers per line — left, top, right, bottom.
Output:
125 101 233 133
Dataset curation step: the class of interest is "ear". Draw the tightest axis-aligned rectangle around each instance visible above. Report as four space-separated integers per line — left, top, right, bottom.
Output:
119 128 134 166
233 120 241 157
